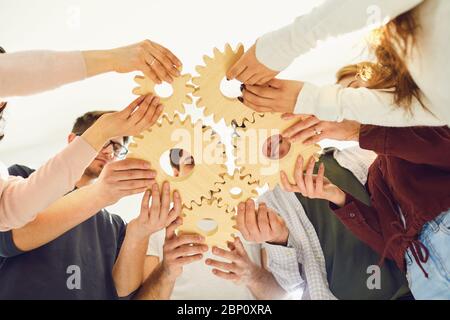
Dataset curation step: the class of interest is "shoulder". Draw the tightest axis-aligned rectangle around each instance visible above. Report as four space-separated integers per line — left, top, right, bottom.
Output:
8 164 35 178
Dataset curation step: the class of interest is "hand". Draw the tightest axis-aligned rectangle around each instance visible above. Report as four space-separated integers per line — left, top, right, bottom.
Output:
127 182 181 241
92 159 157 206
282 114 361 144
280 155 346 207
161 219 208 281
236 199 289 246
239 79 303 114
82 94 163 151
206 237 260 285
110 40 182 84
226 44 279 85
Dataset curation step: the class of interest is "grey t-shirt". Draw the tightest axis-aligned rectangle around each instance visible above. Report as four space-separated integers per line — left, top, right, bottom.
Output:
0 165 127 300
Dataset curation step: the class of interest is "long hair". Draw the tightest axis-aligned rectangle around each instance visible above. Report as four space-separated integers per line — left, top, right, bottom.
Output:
365 10 423 111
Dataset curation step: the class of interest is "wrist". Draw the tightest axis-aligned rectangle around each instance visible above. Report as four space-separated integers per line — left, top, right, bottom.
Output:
329 188 346 208
160 263 179 282
126 220 153 243
268 230 289 246
82 50 114 77
80 119 109 152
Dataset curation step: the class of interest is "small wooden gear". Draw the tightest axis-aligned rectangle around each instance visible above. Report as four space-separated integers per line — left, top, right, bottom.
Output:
212 169 258 213
133 73 195 119
177 198 236 249
192 44 259 126
128 114 227 208
234 113 322 189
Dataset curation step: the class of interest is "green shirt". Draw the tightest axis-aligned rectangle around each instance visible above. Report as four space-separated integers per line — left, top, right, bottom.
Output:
296 151 412 300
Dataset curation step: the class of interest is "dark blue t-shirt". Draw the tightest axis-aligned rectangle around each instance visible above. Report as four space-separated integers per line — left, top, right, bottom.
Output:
0 165 127 300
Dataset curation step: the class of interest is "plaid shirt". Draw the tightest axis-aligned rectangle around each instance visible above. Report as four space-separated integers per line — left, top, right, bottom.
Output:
260 147 376 300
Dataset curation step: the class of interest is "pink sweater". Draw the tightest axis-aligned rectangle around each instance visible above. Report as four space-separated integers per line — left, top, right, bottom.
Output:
0 51 98 230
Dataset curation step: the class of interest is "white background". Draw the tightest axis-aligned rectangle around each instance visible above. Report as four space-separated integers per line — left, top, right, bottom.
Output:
0 0 367 222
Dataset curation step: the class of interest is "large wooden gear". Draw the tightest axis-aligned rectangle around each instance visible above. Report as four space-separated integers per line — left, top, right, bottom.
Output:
212 169 258 213
128 114 227 208
192 44 259 126
234 113 322 189
133 73 195 119
177 198 236 249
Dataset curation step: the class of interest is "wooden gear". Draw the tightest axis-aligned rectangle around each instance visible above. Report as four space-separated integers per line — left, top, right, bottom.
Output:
128 114 227 208
192 44 259 126
133 73 195 120
212 169 258 213
234 113 322 189
177 198 236 249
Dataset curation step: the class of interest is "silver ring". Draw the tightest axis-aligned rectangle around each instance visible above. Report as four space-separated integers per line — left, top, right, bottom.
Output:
150 58 156 66
314 127 322 135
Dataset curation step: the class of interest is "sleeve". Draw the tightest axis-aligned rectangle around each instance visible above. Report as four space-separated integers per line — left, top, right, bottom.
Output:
262 236 306 298
359 125 450 168
331 193 390 258
0 230 24 258
0 136 97 231
0 51 87 98
146 230 165 259
294 83 446 127
255 0 423 71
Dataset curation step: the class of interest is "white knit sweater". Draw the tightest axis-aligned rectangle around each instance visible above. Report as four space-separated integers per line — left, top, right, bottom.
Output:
256 0 450 127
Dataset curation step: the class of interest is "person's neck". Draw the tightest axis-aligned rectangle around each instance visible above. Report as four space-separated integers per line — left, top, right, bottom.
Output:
75 174 96 189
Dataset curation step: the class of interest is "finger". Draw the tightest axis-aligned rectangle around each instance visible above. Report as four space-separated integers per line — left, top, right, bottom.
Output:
169 234 205 251
135 95 160 128
246 73 263 86
148 104 164 126
267 78 283 89
256 75 274 86
150 183 161 220
257 203 271 237
281 113 297 120
316 163 325 196
205 259 239 273
236 202 250 240
118 187 149 198
166 217 182 240
236 68 255 84
233 237 247 256
149 45 181 78
283 116 321 140
173 244 208 258
172 190 182 215
304 157 316 196
150 59 173 83
227 60 246 80
110 159 151 171
242 90 273 108
280 171 298 193
245 84 277 99
211 269 239 281
159 181 170 221
174 254 204 266
139 190 151 218
111 169 157 182
240 98 273 113
293 156 307 195
151 42 182 68
245 199 260 239
129 94 152 124
120 95 146 118
212 246 238 262
116 179 155 191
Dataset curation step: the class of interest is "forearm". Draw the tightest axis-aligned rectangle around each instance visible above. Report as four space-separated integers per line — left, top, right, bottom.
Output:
82 50 115 78
247 267 288 300
256 0 422 71
112 231 148 298
134 263 176 300
295 84 445 127
0 51 87 98
0 137 97 231
11 184 106 251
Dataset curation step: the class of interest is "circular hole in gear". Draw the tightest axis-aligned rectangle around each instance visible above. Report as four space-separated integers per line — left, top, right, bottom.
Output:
196 218 219 236
154 82 174 98
159 149 195 179
262 134 291 160
229 187 243 199
220 77 242 99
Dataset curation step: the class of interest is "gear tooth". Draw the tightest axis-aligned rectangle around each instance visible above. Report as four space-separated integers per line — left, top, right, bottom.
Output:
213 47 222 59
202 55 213 65
186 84 196 94
195 65 206 75
224 43 233 55
235 43 245 56
185 94 193 104
132 87 143 95
134 75 145 84
191 77 201 87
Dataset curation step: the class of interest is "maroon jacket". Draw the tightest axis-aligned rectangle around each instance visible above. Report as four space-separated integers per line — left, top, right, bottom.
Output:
333 125 450 275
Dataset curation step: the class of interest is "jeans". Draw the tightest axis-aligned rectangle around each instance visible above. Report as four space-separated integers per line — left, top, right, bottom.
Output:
405 209 450 300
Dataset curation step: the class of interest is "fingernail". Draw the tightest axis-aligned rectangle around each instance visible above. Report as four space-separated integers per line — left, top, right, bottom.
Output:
237 97 244 103
226 77 230 81
205 259 211 265
174 191 179 198
240 84 246 92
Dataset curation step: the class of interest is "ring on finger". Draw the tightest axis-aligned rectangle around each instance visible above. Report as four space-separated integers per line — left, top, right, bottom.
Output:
313 127 322 135
150 58 156 67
